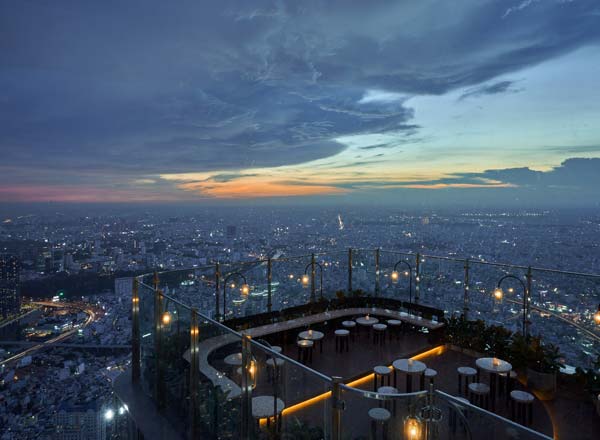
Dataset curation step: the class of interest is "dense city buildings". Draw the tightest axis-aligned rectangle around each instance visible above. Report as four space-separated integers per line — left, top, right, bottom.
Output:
0 255 20 319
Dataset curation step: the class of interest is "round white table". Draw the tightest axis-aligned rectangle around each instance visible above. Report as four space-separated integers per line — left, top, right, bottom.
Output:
298 330 324 354
224 352 243 366
476 357 512 411
252 395 285 431
355 316 379 326
392 358 426 392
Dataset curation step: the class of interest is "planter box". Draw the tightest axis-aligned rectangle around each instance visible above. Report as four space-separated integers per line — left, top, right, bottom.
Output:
526 368 557 400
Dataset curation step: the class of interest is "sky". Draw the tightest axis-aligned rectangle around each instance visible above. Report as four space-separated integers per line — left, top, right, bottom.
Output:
1 0 600 206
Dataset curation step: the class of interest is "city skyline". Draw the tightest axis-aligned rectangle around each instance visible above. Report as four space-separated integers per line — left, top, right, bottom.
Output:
1 0 600 206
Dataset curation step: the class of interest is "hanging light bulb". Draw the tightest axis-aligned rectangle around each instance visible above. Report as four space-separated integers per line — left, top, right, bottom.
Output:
404 415 422 440
161 311 172 325
391 271 399 283
493 287 504 301
241 283 250 295
301 274 310 287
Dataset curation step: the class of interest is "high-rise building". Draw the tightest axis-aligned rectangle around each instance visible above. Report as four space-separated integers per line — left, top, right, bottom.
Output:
226 225 237 239
0 255 20 319
53 401 108 440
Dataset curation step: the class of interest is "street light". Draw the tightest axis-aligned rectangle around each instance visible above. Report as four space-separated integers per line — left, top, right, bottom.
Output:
222 272 249 318
391 259 413 304
300 261 324 301
594 304 600 325
161 311 172 326
494 274 529 336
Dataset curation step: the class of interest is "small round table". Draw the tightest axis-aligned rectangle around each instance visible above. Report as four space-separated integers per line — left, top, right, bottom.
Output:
355 316 378 337
476 357 512 411
355 316 379 326
224 352 243 366
298 330 325 353
392 359 426 392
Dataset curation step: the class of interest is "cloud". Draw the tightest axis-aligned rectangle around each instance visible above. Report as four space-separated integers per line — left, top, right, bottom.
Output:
392 158 600 190
1 0 600 201
459 80 521 100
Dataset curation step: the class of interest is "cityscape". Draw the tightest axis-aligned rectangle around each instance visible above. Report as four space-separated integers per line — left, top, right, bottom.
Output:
1 206 599 438
2 0 600 439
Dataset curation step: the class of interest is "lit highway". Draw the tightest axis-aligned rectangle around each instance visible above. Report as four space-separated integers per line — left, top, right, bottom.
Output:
1 302 97 367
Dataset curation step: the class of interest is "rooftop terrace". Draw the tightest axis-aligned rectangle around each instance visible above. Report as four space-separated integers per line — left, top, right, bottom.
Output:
116 248 600 439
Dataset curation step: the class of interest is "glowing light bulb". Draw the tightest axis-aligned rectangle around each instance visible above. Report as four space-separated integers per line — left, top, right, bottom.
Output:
301 274 310 286
391 271 399 282
161 311 171 325
494 288 504 301
241 284 250 295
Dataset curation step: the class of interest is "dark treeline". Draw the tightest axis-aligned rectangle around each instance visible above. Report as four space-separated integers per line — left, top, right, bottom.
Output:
20 270 141 300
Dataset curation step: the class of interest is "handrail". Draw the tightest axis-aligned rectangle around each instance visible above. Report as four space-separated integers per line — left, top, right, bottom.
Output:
436 391 553 439
141 248 600 281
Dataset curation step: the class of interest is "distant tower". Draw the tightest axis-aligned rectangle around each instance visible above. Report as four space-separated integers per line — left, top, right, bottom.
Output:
226 225 237 239
0 255 20 318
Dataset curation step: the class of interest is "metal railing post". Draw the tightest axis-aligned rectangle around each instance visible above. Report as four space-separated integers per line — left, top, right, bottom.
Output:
189 309 199 440
463 259 470 320
331 376 343 440
348 248 353 294
415 253 421 303
267 258 272 313
311 253 317 303
240 334 253 439
215 262 220 320
375 248 380 297
154 288 165 409
525 266 532 339
132 278 140 384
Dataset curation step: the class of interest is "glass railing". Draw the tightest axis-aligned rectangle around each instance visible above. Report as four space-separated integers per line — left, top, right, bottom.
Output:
144 249 599 368
130 248 600 439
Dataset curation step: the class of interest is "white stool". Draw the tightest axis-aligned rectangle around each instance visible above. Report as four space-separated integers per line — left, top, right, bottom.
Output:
373 365 392 391
457 366 477 395
373 323 387 346
424 368 438 388
386 319 402 341
468 382 490 409
368 407 391 439
510 390 534 426
342 320 356 341
377 385 399 415
334 329 350 352
296 339 314 364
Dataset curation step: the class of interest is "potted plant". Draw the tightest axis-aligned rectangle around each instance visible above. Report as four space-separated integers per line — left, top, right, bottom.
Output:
524 336 561 400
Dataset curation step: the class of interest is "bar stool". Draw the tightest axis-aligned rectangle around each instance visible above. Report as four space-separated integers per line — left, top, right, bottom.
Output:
468 383 490 409
296 339 313 364
386 319 402 341
457 367 477 396
373 365 392 391
423 368 437 389
377 386 398 415
342 320 357 341
510 390 534 426
373 323 387 346
368 407 391 440
335 329 350 352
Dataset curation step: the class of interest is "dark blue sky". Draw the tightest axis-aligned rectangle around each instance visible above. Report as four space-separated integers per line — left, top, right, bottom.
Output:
1 0 600 205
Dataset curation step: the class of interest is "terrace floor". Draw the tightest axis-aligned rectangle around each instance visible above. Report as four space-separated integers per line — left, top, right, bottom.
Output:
210 312 600 439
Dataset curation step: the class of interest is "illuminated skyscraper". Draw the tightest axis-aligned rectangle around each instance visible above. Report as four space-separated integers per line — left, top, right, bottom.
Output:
0 255 20 318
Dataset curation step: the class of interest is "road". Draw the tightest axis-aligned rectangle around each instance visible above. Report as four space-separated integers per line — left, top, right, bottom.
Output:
1 302 96 367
